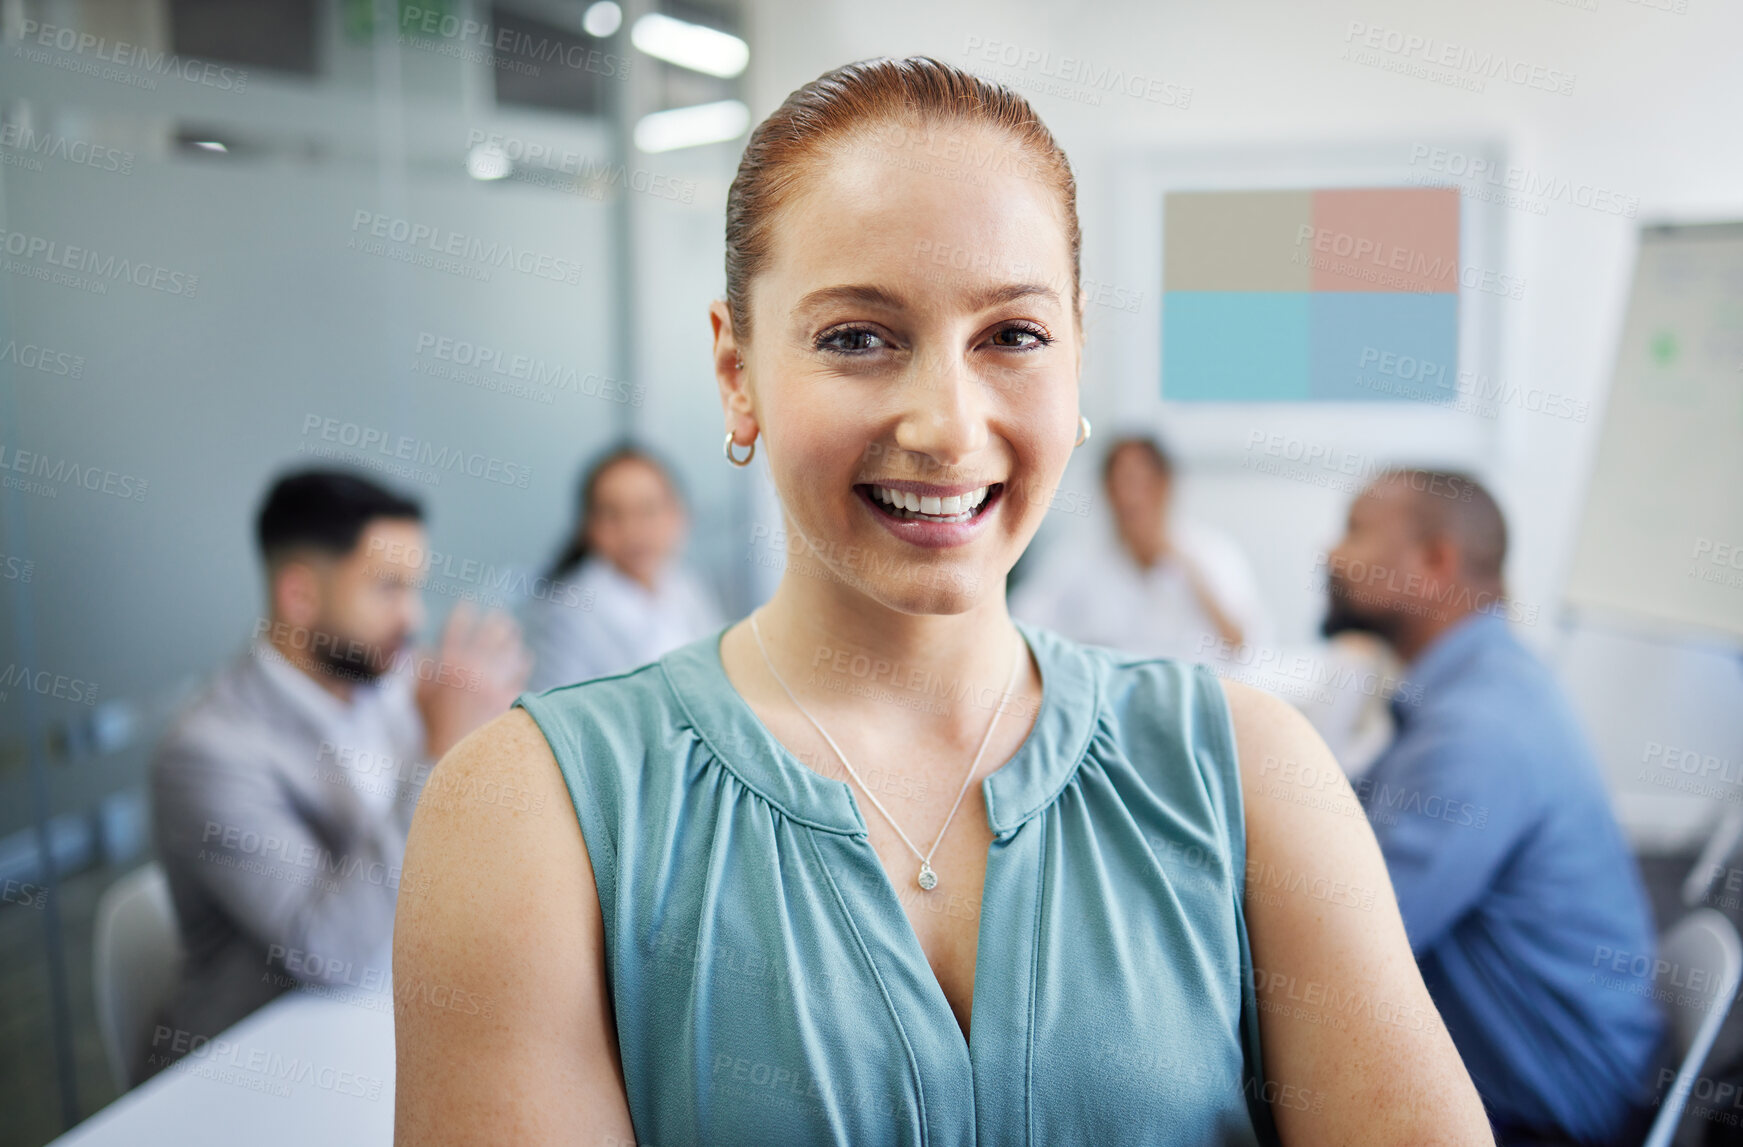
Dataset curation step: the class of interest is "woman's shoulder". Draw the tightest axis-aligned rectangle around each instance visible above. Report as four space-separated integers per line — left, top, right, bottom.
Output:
519 655 674 705
1030 627 1327 822
411 706 575 830
1034 626 1303 744
513 632 709 745
1022 625 1234 793
1030 625 1225 725
393 705 634 1141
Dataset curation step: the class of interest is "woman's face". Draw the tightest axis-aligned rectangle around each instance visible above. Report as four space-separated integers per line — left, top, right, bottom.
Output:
1106 445 1171 546
715 120 1083 616
585 458 685 586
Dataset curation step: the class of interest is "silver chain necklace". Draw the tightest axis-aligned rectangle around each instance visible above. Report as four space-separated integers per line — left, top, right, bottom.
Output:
749 610 1023 892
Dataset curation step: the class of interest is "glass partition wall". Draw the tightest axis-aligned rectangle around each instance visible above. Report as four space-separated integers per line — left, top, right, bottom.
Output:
0 1 747 1140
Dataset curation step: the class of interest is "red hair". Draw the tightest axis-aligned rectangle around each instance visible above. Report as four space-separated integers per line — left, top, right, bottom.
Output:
723 55 1083 345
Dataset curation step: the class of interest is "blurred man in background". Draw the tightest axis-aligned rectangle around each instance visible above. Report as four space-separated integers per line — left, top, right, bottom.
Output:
147 469 529 1072
1012 434 1270 661
1323 468 1663 1147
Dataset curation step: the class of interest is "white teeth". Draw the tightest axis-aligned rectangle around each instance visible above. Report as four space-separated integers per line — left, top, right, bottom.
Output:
867 484 994 523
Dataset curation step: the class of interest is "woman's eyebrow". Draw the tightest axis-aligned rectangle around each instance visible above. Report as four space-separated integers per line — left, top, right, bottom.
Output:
795 280 1061 315
794 283 908 314
967 281 1062 309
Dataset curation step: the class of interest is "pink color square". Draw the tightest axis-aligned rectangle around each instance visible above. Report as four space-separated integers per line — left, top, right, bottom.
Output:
1307 188 1461 294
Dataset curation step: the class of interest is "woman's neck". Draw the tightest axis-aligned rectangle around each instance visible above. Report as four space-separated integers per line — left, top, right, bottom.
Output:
749 559 1028 729
601 554 663 594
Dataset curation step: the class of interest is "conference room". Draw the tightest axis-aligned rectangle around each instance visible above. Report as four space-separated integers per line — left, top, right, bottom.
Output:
1 0 1740 1144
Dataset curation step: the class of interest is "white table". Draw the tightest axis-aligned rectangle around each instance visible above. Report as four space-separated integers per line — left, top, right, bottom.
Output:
52 989 396 1145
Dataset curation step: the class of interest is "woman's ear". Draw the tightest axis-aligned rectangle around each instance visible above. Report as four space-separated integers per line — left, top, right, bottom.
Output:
709 299 758 444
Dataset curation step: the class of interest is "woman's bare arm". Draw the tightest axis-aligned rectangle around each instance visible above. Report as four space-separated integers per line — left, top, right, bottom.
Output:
393 709 636 1146
1223 680 1494 1145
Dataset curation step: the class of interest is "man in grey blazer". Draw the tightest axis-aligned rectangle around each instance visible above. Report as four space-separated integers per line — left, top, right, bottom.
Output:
147 469 528 1073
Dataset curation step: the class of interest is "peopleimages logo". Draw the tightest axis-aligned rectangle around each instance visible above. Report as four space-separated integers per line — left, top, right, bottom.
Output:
1293 225 1525 300
414 332 644 407
0 663 99 705
12 19 249 92
0 339 85 379
366 537 593 611
297 415 533 490
1353 346 1591 423
0 122 134 175
348 211 583 286
0 228 199 297
960 36 1193 108
400 6 630 80
0 443 150 501
463 131 695 205
1341 22 1576 96
1406 145 1639 219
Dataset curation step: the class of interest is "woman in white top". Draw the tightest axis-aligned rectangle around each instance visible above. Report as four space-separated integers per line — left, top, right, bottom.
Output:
522 444 724 690
1012 435 1273 661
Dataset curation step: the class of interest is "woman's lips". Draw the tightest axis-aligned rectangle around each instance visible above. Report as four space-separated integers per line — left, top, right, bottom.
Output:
855 482 1004 549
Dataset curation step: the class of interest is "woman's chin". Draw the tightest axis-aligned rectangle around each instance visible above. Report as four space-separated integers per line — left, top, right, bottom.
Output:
838 555 991 617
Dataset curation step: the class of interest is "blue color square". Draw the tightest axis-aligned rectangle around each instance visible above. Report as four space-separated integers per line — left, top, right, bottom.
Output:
1162 291 1311 401
1309 292 1458 403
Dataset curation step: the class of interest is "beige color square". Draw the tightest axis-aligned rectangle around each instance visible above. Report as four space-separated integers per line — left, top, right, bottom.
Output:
1164 190 1314 293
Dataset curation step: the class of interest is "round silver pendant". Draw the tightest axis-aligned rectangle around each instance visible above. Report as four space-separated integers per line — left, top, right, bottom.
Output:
917 861 938 891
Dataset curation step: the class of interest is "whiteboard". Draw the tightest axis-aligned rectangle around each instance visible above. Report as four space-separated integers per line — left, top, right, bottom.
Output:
1565 222 1743 642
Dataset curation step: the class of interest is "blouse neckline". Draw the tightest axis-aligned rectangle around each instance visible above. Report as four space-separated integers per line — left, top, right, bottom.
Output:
658 618 1100 839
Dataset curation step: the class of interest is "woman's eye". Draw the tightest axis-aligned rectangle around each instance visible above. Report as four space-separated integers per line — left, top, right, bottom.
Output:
816 326 887 354
991 324 1053 351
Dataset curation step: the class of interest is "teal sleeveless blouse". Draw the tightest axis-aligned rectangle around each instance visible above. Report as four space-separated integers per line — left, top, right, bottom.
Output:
512 621 1282 1146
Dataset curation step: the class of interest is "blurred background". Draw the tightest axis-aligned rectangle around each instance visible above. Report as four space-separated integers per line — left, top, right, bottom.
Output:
0 0 1739 1143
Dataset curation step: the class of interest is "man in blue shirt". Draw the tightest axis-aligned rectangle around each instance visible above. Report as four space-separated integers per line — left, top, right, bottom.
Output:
1322 469 1664 1147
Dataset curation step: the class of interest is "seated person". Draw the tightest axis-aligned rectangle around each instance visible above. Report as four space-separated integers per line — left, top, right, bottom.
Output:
522 443 724 690
1323 467 1663 1147
148 469 527 1070
1011 434 1271 661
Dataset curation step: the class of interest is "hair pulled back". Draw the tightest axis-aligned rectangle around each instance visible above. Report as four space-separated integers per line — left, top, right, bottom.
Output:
723 55 1082 345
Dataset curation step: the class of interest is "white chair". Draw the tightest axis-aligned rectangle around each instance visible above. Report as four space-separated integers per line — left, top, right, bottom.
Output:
92 862 184 1091
1642 908 1743 1147
1682 806 1743 907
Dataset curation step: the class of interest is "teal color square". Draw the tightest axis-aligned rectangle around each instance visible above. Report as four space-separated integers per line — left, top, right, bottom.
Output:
1162 291 1311 402
1309 292 1458 403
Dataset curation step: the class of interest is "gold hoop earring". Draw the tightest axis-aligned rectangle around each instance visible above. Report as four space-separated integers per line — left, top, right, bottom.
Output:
724 431 756 467
1074 415 1092 448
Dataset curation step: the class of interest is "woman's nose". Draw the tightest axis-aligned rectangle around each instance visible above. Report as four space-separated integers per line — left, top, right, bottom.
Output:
892 351 989 468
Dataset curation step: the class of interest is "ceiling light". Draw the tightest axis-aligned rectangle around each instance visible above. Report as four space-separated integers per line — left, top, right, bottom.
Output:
630 13 748 78
583 2 623 38
466 143 513 181
634 100 750 152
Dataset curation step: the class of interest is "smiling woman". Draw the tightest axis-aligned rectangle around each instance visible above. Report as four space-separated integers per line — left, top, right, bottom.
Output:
391 56 1495 1147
